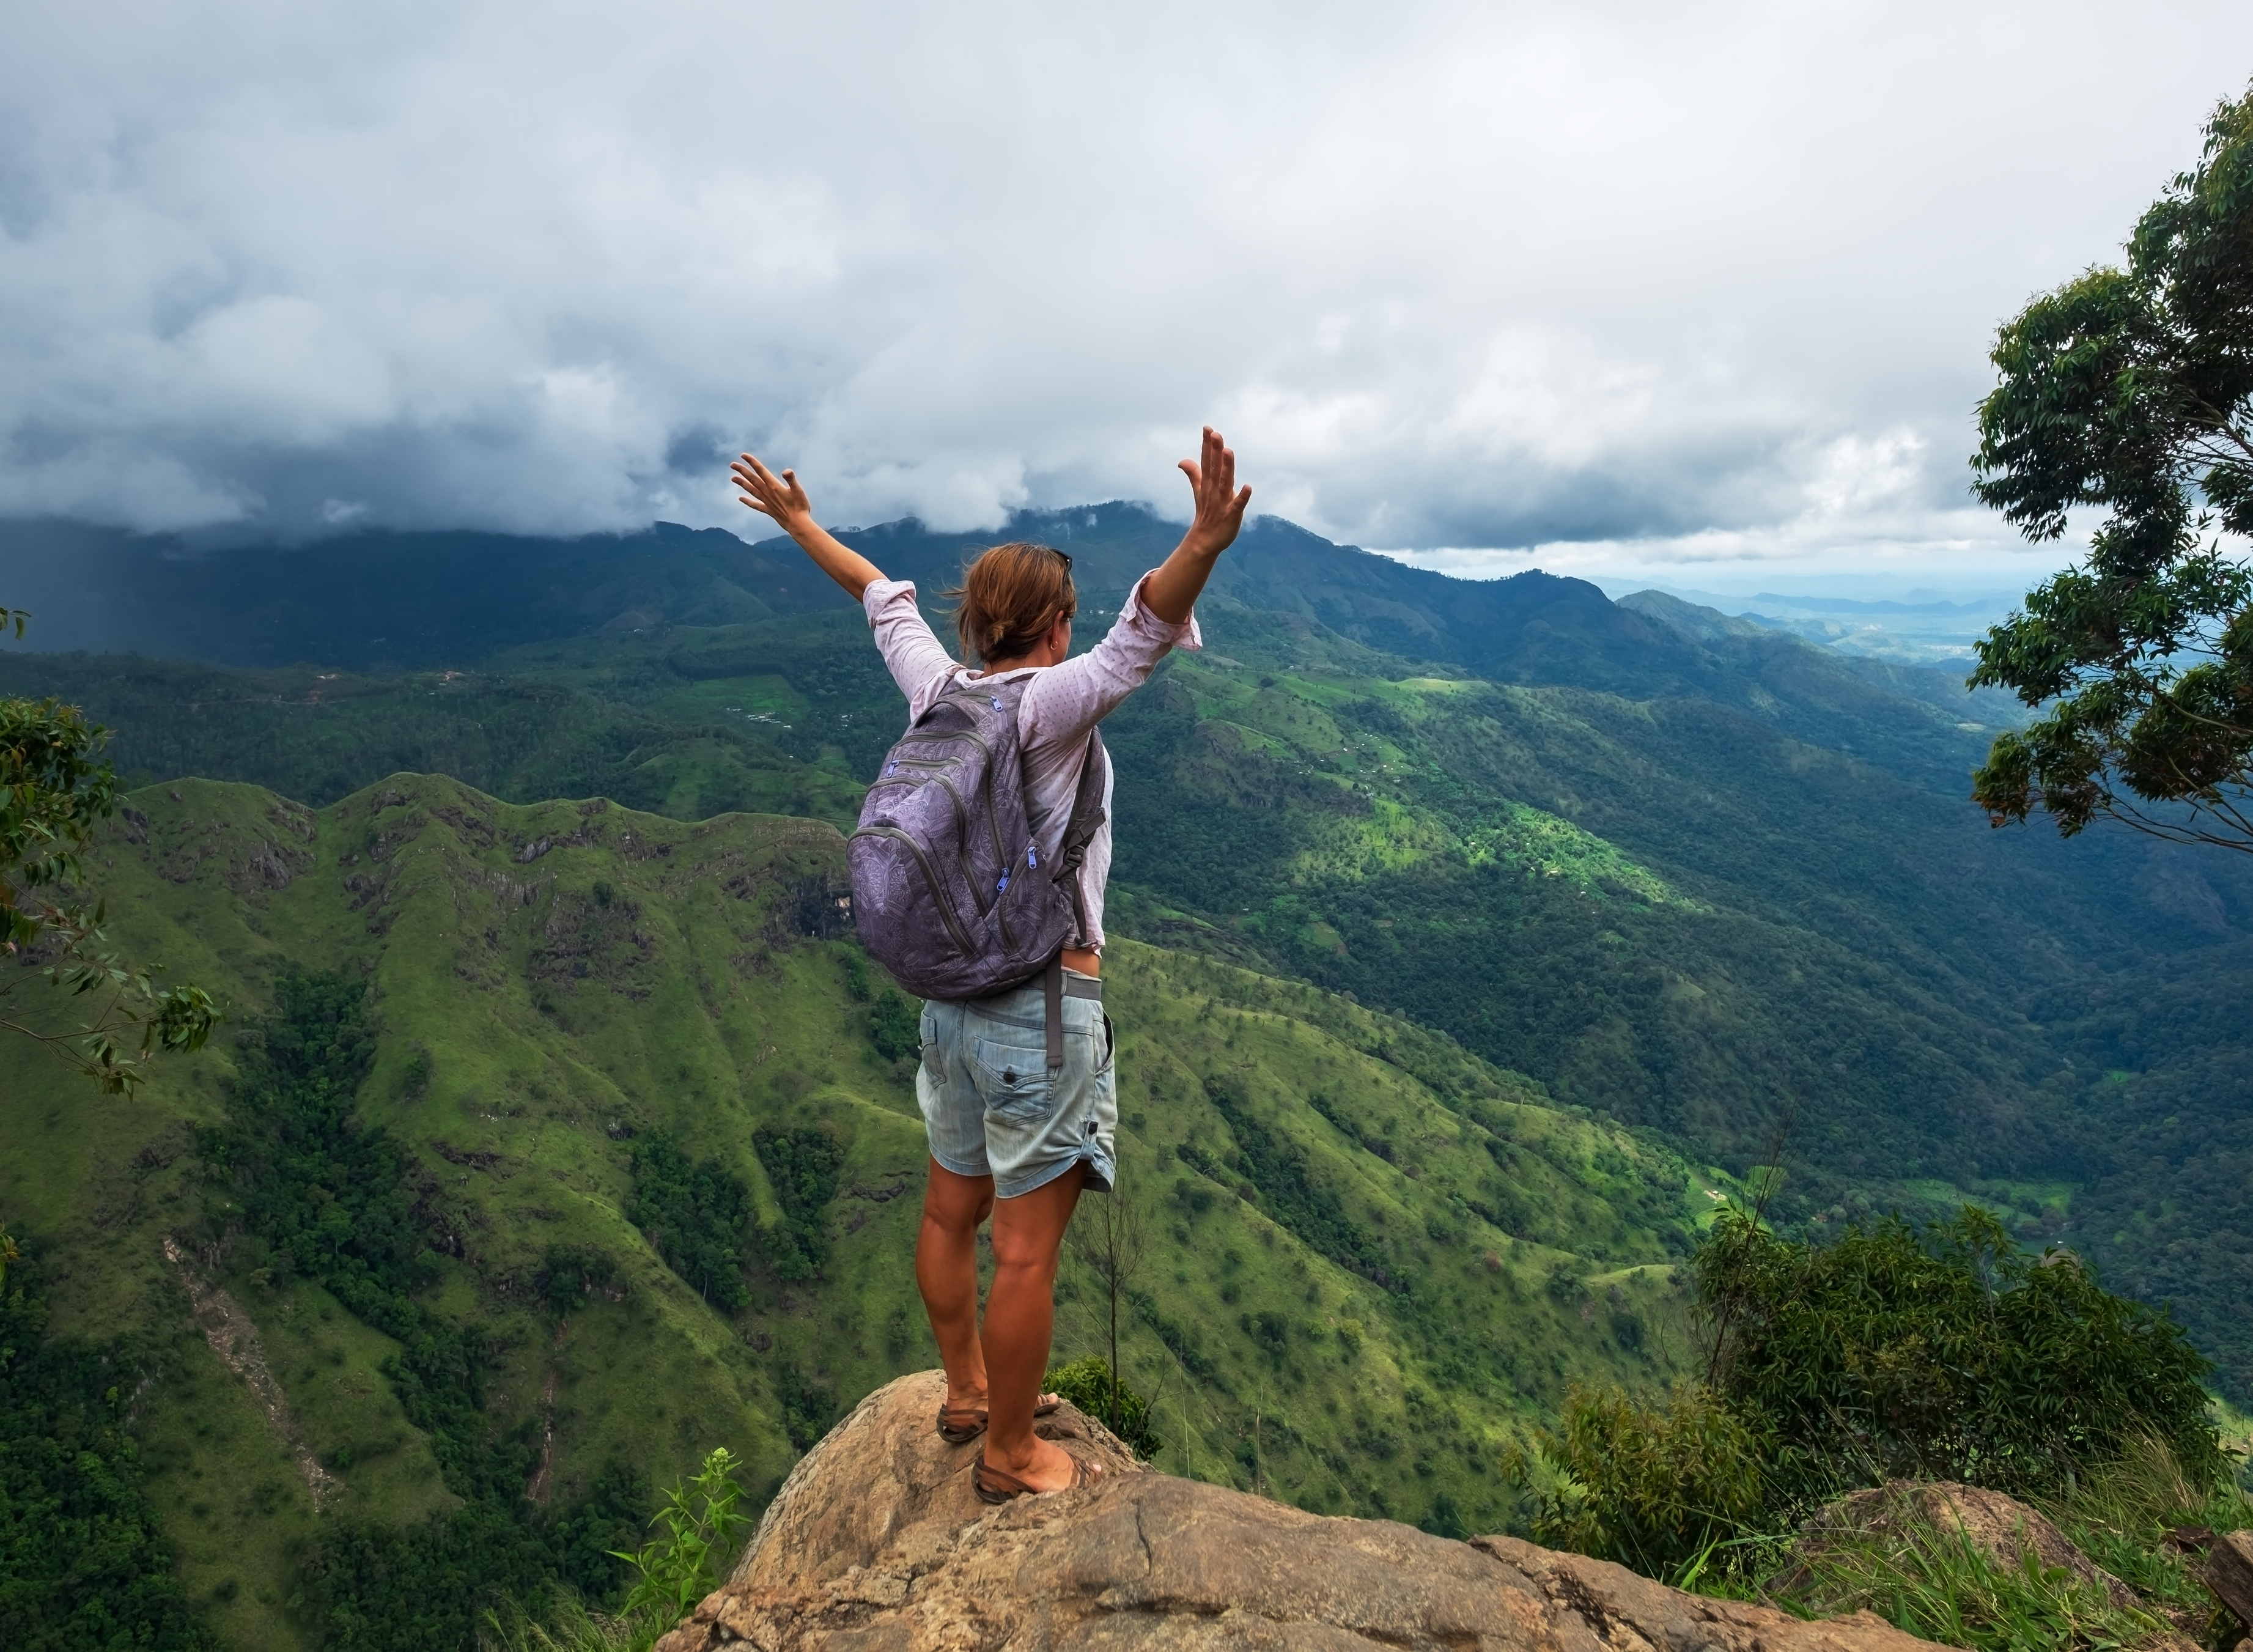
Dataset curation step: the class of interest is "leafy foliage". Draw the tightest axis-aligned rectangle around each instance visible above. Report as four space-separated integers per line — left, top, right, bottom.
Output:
626 1138 752 1309
1699 1207 2221 1500
1524 1208 2223 1582
1044 1355 1162 1458
1971 81 2253 850
610 1447 752 1629
751 1126 843 1283
0 696 115 909
1516 1382 1764 1585
0 694 216 1091
0 1254 218 1651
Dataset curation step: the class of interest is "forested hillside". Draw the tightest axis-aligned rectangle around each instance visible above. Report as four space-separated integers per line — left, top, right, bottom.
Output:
5 509 2246 1396
2 775 1697 1651
6 503 2251 1646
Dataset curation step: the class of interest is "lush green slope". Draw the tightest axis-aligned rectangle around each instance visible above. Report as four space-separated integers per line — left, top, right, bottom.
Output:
2 775 1702 1649
0 648 869 828
9 566 2249 1396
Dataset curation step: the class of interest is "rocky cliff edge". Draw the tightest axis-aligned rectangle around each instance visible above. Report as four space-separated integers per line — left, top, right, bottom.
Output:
655 1371 1941 1652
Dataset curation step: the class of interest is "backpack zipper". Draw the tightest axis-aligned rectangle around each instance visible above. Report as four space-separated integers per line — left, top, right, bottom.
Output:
850 826 975 954
980 757 1016 952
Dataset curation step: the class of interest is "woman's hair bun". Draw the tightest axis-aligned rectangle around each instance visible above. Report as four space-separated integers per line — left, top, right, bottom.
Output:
947 542 1078 666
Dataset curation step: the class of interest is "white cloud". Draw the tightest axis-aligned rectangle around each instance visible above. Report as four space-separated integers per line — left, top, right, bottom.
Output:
0 0 2248 560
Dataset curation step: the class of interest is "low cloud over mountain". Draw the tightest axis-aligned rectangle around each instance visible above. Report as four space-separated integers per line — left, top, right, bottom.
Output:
2 0 2248 575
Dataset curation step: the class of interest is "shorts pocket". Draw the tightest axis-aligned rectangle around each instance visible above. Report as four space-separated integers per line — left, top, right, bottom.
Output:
1097 1012 1116 1075
920 1007 943 1081
972 1035 1055 1124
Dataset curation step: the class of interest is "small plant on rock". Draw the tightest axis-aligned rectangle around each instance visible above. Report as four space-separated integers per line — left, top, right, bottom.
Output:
1046 1354 1163 1459
610 1447 754 1630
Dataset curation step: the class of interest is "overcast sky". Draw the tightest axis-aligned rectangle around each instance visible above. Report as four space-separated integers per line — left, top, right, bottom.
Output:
3 2 2248 590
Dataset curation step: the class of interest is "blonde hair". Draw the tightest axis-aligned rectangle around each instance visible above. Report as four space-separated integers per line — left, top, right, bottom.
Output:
946 541 1078 665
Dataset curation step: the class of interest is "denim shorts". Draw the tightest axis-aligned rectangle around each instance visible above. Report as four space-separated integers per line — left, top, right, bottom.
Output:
916 971 1117 1200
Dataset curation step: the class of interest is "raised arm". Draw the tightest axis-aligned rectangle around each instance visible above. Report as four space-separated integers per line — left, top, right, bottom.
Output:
731 452 887 600
1141 426 1253 624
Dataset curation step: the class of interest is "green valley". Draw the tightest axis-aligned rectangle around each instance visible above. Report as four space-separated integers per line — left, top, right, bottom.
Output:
7 506 2253 1649
8 512 2244 1394
3 773 1702 1650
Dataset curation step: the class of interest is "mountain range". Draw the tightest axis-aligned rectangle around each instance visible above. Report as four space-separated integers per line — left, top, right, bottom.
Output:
2 505 2248 1650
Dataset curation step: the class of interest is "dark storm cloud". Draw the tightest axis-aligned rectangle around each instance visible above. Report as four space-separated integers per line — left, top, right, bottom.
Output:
2 0 2249 576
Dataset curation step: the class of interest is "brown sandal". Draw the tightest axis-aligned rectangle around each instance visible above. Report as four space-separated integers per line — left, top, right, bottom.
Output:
973 1448 1103 1503
935 1393 1064 1445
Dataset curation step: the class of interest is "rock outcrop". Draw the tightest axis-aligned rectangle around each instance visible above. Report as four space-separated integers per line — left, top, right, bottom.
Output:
657 1371 1942 1652
1788 1481 2137 1609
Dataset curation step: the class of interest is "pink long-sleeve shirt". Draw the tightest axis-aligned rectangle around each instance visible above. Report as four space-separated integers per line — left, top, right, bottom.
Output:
861 573 1201 950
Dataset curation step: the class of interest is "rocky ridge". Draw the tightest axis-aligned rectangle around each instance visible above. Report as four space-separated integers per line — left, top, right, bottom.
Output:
657 1371 1942 1652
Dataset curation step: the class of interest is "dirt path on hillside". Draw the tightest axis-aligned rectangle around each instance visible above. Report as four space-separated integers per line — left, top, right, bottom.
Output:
162 1236 341 1508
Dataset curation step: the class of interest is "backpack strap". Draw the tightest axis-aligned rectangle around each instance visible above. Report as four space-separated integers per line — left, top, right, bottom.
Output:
1043 954 1064 1075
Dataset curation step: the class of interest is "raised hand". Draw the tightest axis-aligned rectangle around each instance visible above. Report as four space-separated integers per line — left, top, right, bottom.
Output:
1143 426 1254 624
1177 426 1253 559
728 453 887 600
731 452 817 534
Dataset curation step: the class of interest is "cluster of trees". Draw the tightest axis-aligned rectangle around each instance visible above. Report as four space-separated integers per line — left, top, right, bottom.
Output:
1525 1208 2222 1582
207 971 644 1648
0 1259 217 1651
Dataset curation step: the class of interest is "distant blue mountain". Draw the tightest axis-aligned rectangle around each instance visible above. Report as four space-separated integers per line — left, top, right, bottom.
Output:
4 507 2007 787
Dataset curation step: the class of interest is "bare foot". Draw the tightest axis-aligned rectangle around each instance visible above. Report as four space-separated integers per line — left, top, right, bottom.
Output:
983 1433 1101 1494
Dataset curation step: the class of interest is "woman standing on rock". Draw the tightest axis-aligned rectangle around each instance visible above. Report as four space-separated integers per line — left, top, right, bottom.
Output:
731 429 1250 1500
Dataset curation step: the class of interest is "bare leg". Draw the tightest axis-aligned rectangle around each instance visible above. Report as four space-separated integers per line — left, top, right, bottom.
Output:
983 1163 1092 1492
916 1159 994 1410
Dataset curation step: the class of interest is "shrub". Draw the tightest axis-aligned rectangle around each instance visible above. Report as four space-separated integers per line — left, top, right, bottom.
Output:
1521 1206 2227 1585
1518 1383 1764 1581
1044 1355 1163 1459
1698 1207 2221 1501
610 1447 753 1628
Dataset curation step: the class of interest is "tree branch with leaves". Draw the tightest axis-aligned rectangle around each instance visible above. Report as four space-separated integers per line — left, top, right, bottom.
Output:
1969 81 2253 851
1 687 218 1093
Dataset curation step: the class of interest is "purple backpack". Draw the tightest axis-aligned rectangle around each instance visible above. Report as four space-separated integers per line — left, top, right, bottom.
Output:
849 675 1109 1015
